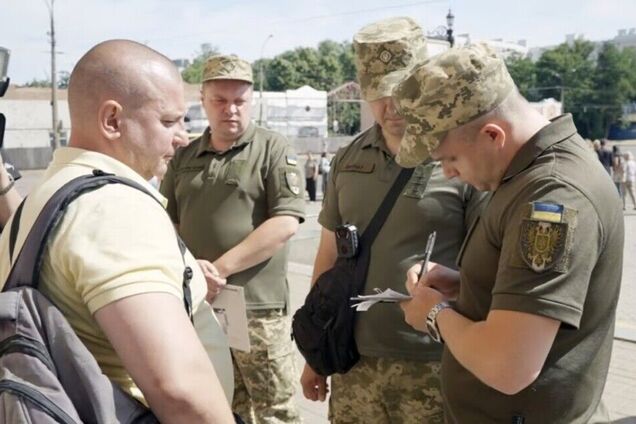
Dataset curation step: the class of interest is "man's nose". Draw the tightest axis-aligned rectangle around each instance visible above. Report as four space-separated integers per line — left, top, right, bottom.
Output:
174 129 189 147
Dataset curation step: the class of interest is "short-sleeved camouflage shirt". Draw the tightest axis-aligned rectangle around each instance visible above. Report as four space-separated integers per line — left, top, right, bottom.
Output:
319 124 487 361
442 115 624 423
161 123 305 310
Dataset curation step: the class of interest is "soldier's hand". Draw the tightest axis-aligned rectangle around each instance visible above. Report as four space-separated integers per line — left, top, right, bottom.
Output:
300 363 329 402
401 268 446 333
197 259 227 301
408 261 460 299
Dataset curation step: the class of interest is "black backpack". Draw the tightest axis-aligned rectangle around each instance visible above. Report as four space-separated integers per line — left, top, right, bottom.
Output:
292 167 413 376
0 170 195 423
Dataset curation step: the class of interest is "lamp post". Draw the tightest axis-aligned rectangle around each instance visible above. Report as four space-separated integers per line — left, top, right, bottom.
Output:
446 9 455 47
0 47 10 97
44 0 60 149
258 34 273 127
1 47 10 151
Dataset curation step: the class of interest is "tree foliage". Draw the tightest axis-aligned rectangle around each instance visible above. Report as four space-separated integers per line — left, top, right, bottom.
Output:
258 40 359 134
181 44 220 84
506 39 636 138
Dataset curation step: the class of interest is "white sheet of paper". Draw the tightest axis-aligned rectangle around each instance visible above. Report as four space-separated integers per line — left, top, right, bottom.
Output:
211 285 250 352
350 288 412 311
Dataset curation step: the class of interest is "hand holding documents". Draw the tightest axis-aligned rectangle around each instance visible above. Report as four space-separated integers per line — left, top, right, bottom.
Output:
350 288 412 311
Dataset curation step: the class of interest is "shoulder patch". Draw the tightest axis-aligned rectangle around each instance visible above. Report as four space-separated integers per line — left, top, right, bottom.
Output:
519 202 578 273
286 155 298 165
284 169 301 195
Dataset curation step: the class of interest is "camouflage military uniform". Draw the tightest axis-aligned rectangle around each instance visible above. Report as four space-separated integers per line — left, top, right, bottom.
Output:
318 18 486 424
161 54 304 424
393 44 623 423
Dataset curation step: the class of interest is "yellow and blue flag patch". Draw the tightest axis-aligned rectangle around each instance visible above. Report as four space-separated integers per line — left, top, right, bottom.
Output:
530 202 563 223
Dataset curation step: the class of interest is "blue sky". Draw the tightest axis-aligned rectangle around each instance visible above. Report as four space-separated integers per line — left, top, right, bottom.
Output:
1 0 635 84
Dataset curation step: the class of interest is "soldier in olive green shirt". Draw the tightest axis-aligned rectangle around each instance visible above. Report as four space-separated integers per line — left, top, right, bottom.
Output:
300 18 486 424
161 54 304 423
397 44 623 423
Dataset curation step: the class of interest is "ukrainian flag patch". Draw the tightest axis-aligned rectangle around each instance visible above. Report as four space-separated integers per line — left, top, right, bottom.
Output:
530 202 563 223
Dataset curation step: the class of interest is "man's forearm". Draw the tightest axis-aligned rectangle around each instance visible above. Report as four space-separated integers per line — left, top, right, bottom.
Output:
214 215 299 277
436 308 558 395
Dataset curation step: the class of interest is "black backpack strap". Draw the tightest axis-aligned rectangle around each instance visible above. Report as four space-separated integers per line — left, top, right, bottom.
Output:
9 198 25 262
353 166 415 291
3 169 194 322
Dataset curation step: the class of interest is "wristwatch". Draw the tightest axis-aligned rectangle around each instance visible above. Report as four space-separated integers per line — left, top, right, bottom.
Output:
426 301 452 343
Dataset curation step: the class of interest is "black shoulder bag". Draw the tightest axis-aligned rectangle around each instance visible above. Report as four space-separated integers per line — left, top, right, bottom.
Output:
292 166 414 376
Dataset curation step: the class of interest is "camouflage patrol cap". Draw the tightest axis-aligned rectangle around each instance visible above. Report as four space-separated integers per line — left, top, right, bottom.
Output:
202 54 253 84
353 16 428 102
394 43 516 168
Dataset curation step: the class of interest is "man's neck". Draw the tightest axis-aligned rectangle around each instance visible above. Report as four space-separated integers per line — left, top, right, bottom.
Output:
209 132 239 153
380 127 402 156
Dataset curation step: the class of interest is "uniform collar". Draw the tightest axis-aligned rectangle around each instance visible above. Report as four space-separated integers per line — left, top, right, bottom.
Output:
47 147 168 207
196 122 256 157
502 114 578 182
361 123 394 156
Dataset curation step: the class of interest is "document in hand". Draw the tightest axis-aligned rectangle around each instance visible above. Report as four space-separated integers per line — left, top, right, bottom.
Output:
211 285 250 352
350 288 412 311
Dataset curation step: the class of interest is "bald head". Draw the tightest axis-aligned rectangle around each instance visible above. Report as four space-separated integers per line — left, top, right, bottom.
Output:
68 39 180 130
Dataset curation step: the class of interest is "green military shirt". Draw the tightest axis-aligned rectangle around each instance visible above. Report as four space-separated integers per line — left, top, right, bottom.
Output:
161 123 305 310
319 124 486 361
443 115 624 423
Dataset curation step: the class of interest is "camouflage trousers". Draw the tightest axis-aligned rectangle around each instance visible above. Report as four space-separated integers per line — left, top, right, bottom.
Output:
231 308 302 424
329 356 443 424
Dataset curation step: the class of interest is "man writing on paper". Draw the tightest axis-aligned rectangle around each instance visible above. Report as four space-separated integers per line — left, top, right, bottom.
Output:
397 44 623 423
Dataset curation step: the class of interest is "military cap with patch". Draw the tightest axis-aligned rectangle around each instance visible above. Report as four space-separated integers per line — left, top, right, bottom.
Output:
394 43 516 168
202 54 253 84
353 16 428 102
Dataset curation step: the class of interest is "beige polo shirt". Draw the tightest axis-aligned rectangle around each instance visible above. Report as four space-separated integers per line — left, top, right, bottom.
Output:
0 147 233 404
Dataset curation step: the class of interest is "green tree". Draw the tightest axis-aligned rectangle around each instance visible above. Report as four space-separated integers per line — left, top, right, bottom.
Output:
181 44 220 84
590 43 636 138
57 71 70 89
256 40 359 134
535 40 596 137
505 54 538 101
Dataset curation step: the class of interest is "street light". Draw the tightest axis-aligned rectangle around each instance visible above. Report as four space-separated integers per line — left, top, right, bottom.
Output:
0 47 10 97
446 9 455 47
44 0 60 149
258 34 273 127
1 47 10 152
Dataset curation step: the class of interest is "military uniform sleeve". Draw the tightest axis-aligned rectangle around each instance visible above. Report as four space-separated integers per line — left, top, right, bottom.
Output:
317 151 343 231
490 179 601 329
266 136 306 223
160 156 179 224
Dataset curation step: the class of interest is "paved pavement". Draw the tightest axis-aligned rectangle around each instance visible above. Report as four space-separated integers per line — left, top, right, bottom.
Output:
14 170 636 423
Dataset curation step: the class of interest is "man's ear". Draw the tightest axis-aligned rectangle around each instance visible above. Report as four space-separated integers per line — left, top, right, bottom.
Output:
98 100 123 141
480 123 506 148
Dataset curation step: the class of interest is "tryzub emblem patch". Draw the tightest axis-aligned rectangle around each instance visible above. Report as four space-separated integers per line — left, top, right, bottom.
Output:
519 202 575 273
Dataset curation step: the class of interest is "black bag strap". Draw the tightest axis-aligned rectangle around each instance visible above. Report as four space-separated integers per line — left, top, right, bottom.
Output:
8 199 25 262
358 167 414 249
4 169 194 322
351 166 414 291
